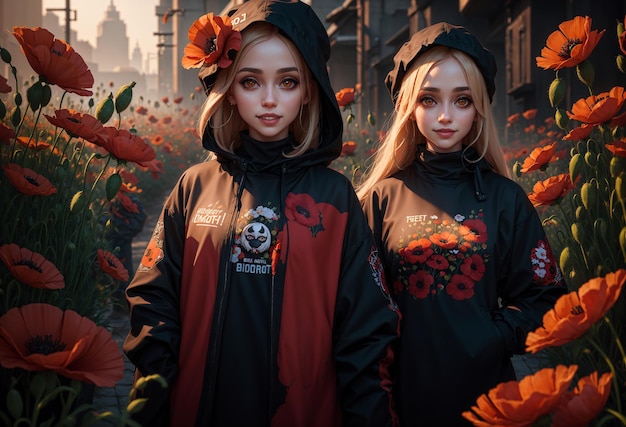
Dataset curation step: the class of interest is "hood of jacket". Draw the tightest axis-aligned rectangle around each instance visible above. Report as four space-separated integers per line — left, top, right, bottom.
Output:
201 0 343 168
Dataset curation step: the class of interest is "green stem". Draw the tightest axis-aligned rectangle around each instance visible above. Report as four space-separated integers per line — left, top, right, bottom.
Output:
585 334 622 414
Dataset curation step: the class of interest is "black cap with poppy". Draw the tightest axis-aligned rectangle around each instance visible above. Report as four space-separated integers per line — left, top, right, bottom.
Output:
198 0 342 161
385 22 497 103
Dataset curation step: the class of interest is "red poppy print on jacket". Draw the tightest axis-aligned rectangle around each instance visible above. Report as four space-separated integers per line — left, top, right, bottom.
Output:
393 210 489 300
285 192 324 237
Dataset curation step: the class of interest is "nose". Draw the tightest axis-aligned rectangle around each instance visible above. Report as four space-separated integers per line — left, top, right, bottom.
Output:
262 86 277 108
438 104 452 123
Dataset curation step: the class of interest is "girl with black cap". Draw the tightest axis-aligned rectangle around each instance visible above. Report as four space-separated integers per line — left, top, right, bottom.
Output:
357 23 567 426
122 1 400 426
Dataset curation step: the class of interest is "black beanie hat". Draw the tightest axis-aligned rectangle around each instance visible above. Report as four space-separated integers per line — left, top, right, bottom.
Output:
385 22 497 103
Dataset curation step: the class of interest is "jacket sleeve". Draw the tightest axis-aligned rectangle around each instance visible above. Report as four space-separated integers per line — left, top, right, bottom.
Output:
492 185 568 355
333 188 401 427
122 185 186 426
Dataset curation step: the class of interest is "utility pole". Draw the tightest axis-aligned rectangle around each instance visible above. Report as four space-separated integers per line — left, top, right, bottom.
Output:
46 0 77 43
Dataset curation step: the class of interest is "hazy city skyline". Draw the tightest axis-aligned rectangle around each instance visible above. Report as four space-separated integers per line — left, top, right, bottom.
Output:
42 0 160 63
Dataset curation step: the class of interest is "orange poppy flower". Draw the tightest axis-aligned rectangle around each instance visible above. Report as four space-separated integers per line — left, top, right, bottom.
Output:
44 109 108 145
15 136 51 150
182 13 242 70
97 249 130 282
335 87 355 107
522 108 538 120
2 163 57 196
462 365 578 426
552 371 613 427
0 123 16 145
119 169 139 185
0 303 124 387
536 16 605 70
563 124 595 141
341 140 357 156
526 269 626 353
100 127 156 164
567 86 626 125
605 138 626 158
12 27 94 96
135 105 148 115
520 142 557 173
0 75 12 93
0 243 64 289
527 173 574 207
506 112 521 125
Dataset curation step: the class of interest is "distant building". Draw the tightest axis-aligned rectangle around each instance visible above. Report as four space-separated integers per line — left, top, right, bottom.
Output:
95 0 129 72
131 41 143 73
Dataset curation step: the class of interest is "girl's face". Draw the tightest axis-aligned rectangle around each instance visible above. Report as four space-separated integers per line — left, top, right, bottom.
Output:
412 56 477 153
228 36 308 142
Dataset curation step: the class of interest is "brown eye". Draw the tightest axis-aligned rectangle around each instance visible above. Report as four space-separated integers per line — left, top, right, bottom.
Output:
420 96 435 106
240 78 257 89
280 78 298 89
456 96 473 108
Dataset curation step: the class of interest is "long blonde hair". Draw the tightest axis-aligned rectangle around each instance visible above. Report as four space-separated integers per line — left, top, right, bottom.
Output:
196 22 320 157
356 46 509 201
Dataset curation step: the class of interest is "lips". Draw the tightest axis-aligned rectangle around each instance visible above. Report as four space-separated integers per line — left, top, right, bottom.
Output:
435 129 455 137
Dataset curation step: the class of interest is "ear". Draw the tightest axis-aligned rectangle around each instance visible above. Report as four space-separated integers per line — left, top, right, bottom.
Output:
301 81 315 105
227 95 236 106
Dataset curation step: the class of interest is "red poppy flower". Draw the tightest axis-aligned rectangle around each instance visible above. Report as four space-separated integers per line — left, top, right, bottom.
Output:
407 270 433 299
605 138 626 158
459 219 488 243
119 169 139 185
0 303 124 387
15 136 51 151
429 231 458 249
446 274 475 300
162 116 173 124
522 108 538 120
0 244 64 289
341 140 357 156
527 173 575 207
520 142 558 173
285 192 322 228
462 365 578 426
460 254 485 282
567 86 626 125
100 127 156 164
526 269 626 353
116 191 140 214
399 238 433 264
425 254 449 270
0 123 16 145
2 163 57 196
44 109 107 145
0 75 12 93
135 105 148 115
335 87 355 107
137 158 164 179
563 124 595 141
182 13 242 70
552 371 613 427
97 249 130 282
536 16 605 70
148 114 158 124
12 27 94 96
506 112 520 125
173 96 184 104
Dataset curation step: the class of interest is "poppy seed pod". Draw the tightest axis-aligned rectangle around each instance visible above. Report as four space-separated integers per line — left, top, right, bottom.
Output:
114 81 136 114
569 153 583 182
555 108 569 130
580 181 597 210
616 174 626 204
96 93 114 124
106 173 123 201
0 47 11 63
548 77 565 107
559 246 574 274
576 60 595 87
10 106 20 127
610 156 626 178
70 190 86 214
6 388 22 420
620 227 626 260
617 54 626 74
571 222 584 245
26 81 43 111
594 218 608 241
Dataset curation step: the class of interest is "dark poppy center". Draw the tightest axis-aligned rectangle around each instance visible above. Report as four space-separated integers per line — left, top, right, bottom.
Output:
15 258 43 272
295 206 311 218
571 305 584 316
558 38 581 59
25 334 66 356
205 36 217 54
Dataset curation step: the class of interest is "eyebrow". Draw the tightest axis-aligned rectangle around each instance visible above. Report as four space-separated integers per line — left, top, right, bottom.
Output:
420 86 471 93
237 66 300 74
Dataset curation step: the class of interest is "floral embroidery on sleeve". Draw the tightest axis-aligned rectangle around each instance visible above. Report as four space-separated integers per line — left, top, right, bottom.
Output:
530 239 564 286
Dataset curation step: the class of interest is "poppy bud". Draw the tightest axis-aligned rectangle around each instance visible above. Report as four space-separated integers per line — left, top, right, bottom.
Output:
610 156 626 178
612 125 623 139
29 372 47 398
346 113 354 124
70 190 87 214
10 106 20 127
569 153 582 182
618 55 626 74
580 180 597 211
0 100 5 119
620 226 626 261
6 388 23 419
96 93 114 124
41 84 51 108
548 77 565 107
555 108 569 130
616 173 626 204
571 222 584 245
559 246 574 274
88 98 94 108
26 82 43 111
13 92 22 107
576 60 595 87
127 398 148 414
106 173 123 201
512 161 522 177
114 81 136 114
584 151 597 167
367 112 376 126
619 20 625 37
575 206 585 222
0 47 11 63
